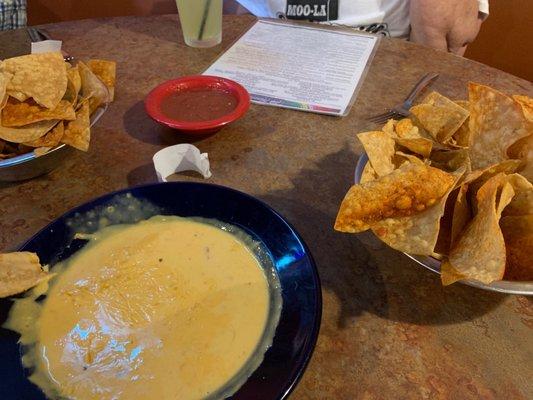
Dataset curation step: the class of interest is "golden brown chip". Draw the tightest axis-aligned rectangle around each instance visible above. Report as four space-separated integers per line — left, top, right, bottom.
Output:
63 66 82 107
465 160 523 213
0 52 67 109
500 215 533 281
0 252 49 298
371 168 464 255
34 146 53 157
393 151 425 167
434 187 458 255
78 61 110 114
507 133 532 183
430 149 471 173
382 119 396 136
62 100 90 151
512 95 533 121
501 174 532 216
410 92 469 143
87 59 116 101
0 94 6 111
395 118 420 139
395 137 433 158
448 100 471 148
360 162 377 184
23 121 64 148
357 131 395 177
335 163 455 233
455 100 469 109
1 98 75 127
468 83 531 170
442 173 513 285
0 119 58 143
450 183 471 248
0 72 6 109
67 65 82 97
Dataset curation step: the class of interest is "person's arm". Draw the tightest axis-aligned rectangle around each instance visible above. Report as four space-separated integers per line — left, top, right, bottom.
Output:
409 0 485 56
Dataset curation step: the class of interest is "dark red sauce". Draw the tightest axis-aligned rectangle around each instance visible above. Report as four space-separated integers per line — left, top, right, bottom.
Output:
160 88 238 122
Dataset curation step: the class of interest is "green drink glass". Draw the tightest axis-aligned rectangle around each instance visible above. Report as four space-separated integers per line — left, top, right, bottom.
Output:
175 0 223 48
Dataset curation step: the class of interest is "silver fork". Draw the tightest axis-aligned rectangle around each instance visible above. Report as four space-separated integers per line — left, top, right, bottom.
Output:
367 72 439 124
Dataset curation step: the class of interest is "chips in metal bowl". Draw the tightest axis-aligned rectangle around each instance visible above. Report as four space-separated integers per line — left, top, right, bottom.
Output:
340 84 533 295
0 53 116 181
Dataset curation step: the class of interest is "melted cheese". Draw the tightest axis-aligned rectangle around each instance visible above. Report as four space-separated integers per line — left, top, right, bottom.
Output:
7 217 273 400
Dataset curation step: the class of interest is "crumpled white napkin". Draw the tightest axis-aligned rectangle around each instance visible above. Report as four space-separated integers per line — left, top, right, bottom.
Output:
31 40 62 54
153 144 212 182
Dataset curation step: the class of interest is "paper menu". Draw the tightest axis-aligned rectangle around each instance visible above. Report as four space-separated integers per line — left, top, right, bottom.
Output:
204 20 379 116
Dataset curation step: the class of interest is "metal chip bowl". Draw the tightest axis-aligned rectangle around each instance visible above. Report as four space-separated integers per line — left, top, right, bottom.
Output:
0 106 107 182
355 153 533 296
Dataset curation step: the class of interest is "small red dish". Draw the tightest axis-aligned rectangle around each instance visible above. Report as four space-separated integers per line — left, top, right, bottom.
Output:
145 75 250 134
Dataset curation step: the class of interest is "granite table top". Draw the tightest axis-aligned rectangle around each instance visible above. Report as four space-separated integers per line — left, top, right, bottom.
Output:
0 14 532 400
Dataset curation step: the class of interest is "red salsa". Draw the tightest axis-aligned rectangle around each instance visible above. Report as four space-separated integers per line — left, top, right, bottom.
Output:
160 88 238 122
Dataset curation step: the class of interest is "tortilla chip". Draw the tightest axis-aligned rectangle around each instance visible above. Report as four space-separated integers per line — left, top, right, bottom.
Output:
503 188 532 217
87 59 116 101
0 94 7 112
62 100 90 151
501 174 532 216
0 119 58 143
67 65 82 97
78 61 110 114
371 168 464 255
393 151 425 166
455 100 469 109
395 118 420 139
442 173 513 285
513 95 533 121
468 83 531 170
0 72 6 108
430 149 471 173
63 66 82 107
501 215 533 281
507 133 532 182
466 160 523 212
382 119 396 136
447 100 471 148
34 146 53 157
357 131 396 176
360 162 377 184
395 137 433 158
0 252 48 298
1 98 75 127
0 52 67 109
23 121 64 148
434 187 459 255
335 163 455 233
410 92 469 143
450 183 471 248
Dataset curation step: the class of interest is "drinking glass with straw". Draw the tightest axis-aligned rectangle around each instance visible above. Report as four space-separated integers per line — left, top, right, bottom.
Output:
175 0 223 48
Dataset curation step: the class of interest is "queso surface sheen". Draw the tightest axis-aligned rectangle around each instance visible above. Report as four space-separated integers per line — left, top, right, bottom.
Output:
7 217 272 400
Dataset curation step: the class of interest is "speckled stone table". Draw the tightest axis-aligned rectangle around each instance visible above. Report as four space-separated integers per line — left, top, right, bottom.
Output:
1 15 532 400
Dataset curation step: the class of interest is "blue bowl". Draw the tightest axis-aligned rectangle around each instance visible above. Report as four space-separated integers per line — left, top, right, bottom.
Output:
0 182 321 400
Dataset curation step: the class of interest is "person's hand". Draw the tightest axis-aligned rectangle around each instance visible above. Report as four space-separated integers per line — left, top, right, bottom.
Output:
409 0 485 55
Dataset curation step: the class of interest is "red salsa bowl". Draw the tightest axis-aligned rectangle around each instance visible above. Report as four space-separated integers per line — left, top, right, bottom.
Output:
145 75 251 134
